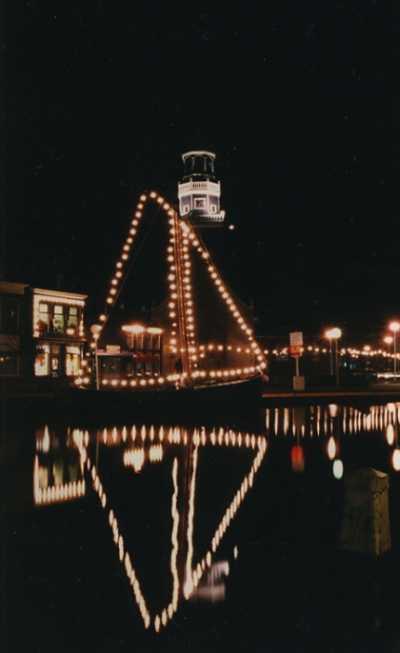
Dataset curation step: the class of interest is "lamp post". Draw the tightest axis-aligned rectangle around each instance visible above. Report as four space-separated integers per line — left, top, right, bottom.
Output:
383 335 393 372
388 321 400 377
324 327 342 386
90 324 102 390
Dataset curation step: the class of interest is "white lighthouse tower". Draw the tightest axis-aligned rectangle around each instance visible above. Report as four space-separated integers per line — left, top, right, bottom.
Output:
177 150 226 227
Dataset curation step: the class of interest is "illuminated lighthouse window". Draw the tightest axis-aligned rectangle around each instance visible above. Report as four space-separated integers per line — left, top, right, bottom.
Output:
178 150 226 227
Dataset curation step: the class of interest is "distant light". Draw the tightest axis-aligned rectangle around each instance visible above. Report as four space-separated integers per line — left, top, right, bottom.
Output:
384 335 394 345
122 323 144 334
228 224 235 231
389 321 400 334
325 327 342 340
333 459 344 479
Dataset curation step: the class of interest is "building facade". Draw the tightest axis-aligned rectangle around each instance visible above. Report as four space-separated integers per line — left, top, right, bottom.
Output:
31 287 87 379
0 281 87 381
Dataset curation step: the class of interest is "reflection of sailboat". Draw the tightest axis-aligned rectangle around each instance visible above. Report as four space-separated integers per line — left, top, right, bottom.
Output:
65 424 267 633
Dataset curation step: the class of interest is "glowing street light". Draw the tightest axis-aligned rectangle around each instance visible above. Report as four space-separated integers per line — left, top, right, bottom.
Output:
388 321 400 377
324 327 342 385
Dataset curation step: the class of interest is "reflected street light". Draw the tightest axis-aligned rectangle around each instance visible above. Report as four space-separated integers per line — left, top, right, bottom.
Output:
324 327 342 386
388 321 400 377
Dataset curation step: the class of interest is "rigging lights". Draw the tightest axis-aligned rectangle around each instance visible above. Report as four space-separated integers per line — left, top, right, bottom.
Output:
75 190 266 387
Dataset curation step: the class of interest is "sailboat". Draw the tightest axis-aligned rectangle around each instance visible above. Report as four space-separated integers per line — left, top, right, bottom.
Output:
75 151 267 401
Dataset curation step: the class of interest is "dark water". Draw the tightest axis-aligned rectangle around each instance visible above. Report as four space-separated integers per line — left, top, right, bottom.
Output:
3 401 400 652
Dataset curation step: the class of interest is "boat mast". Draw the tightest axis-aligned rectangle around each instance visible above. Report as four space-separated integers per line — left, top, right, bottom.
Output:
171 209 192 384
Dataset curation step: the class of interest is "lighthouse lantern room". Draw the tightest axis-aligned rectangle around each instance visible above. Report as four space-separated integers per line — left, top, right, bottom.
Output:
178 150 226 228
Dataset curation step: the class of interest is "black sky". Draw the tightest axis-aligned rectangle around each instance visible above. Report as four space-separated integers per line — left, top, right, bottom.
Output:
3 1 394 339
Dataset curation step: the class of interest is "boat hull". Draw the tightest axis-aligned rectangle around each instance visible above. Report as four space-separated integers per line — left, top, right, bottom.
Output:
15 376 265 425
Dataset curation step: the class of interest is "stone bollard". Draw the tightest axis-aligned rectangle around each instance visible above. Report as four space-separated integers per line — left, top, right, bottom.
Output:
339 468 391 556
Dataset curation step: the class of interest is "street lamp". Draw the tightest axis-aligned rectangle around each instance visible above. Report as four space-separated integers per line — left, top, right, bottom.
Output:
90 324 102 390
388 321 400 377
324 327 342 385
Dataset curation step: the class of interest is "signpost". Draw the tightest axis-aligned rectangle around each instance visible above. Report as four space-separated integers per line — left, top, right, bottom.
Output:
289 331 305 391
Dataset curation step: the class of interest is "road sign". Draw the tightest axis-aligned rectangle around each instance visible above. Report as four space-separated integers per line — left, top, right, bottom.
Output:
290 331 303 347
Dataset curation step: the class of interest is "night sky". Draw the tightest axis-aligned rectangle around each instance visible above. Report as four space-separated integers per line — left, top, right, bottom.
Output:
3 1 393 341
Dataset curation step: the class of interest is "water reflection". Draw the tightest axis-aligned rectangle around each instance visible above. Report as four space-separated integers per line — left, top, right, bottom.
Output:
266 402 400 439
266 401 400 474
34 425 86 505
33 423 267 634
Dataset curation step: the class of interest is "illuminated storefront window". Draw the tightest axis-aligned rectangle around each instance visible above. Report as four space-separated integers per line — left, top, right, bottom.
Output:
66 346 81 376
38 303 49 335
67 306 78 330
53 305 64 335
35 344 50 376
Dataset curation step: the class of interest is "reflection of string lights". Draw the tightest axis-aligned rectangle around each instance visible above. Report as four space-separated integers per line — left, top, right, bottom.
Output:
267 402 400 476
69 424 267 633
266 403 400 438
327 436 337 461
386 424 395 446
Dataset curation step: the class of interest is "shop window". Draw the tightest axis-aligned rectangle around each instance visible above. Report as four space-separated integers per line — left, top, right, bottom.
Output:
35 344 50 376
37 303 49 336
67 306 78 330
66 346 81 376
0 352 20 376
194 198 206 209
53 305 65 335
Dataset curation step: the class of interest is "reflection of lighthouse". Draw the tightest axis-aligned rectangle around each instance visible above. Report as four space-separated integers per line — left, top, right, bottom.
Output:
178 150 226 227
